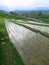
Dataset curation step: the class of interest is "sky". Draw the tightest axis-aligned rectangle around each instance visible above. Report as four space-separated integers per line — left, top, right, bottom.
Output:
0 0 49 11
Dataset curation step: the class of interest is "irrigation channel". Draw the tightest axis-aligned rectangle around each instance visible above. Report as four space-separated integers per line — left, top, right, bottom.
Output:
5 20 49 65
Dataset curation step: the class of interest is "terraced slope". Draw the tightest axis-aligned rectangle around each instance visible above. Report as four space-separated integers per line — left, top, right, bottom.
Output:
5 20 49 65
0 18 25 65
17 23 49 38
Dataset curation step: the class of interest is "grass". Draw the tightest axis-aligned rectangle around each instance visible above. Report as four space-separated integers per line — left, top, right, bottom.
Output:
39 18 49 24
0 17 25 65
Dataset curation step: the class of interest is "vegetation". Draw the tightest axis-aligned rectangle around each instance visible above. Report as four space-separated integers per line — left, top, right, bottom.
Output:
0 17 25 65
41 57 47 63
0 10 49 24
0 10 49 65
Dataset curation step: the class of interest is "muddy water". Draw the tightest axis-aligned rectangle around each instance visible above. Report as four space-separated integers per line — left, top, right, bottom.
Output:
5 21 49 65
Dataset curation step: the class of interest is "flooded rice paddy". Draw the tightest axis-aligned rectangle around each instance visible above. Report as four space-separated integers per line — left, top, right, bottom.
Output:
5 20 49 65
20 23 49 34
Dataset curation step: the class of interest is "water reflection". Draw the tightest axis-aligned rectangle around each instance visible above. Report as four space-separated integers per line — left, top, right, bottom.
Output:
20 23 49 33
5 21 49 65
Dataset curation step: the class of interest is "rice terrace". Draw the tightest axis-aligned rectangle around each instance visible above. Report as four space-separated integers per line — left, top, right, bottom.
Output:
0 13 49 65
0 0 49 65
